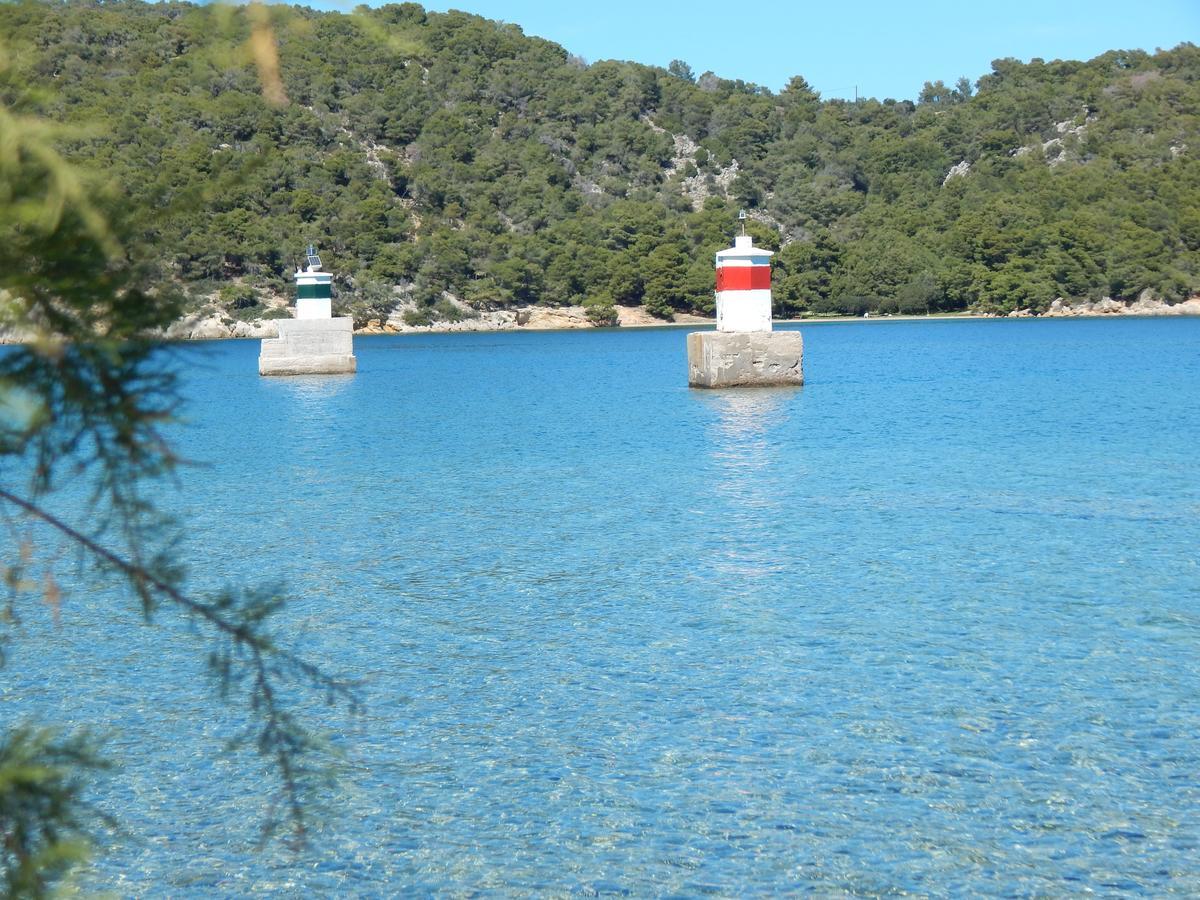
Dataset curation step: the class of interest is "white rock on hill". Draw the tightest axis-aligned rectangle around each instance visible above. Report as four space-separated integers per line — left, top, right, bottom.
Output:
942 160 971 185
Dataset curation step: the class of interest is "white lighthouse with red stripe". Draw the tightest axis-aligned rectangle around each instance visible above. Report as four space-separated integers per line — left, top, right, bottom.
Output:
715 217 773 333
686 211 801 388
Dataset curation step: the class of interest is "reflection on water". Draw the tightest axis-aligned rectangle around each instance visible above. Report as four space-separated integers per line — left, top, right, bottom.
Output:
262 372 354 409
698 387 801 579
261 374 355 486
700 385 798 489
702 386 797 445
261 373 354 436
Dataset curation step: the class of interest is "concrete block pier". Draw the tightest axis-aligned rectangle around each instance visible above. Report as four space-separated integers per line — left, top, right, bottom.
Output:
687 330 803 388
259 318 356 375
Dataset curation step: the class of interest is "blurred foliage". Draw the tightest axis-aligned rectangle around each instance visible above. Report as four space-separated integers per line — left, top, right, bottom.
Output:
0 1 1197 324
0 11 356 894
0 727 111 897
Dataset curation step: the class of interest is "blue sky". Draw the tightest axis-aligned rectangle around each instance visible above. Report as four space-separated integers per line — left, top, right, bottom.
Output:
356 0 1197 101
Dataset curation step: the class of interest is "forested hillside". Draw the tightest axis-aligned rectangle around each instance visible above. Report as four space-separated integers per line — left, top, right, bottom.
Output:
2 0 1198 325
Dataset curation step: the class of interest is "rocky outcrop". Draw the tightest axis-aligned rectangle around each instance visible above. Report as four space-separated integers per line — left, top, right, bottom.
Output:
521 306 590 330
161 312 280 341
946 114 1098 188
642 115 744 212
1012 114 1097 167
615 305 662 327
942 160 971 186
1039 291 1200 317
384 302 514 333
379 302 715 334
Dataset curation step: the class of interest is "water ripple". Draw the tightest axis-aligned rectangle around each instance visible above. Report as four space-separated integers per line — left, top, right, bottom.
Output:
5 318 1199 894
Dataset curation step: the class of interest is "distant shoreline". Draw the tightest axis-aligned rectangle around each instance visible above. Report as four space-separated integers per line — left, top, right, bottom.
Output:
352 310 979 337
4 301 1195 346
356 297 1200 337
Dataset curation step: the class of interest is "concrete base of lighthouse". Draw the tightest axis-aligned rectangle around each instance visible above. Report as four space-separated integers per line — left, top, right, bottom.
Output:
259 317 356 376
687 331 803 388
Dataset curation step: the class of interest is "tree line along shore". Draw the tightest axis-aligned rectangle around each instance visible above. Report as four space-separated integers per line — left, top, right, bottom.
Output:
1 1 1196 334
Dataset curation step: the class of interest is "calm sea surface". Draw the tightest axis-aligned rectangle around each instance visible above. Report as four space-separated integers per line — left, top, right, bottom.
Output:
5 318 1200 895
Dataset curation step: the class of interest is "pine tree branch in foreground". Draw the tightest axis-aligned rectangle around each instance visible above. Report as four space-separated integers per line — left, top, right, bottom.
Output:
0 725 114 898
0 486 361 844
1 82 362 895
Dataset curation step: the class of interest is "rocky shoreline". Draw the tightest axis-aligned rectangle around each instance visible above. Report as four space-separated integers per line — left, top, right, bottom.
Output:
1004 291 1200 319
5 295 1198 344
149 293 1200 341
156 303 714 341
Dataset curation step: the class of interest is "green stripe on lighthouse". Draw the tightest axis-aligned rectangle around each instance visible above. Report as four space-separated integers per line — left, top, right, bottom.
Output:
297 283 331 299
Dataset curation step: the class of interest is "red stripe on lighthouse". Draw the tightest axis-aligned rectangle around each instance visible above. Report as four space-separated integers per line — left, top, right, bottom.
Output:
716 266 771 292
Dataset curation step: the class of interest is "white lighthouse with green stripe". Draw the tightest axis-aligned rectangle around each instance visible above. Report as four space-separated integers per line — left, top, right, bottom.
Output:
295 245 332 319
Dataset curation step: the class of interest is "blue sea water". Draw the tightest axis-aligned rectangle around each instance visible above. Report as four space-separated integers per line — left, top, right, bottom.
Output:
4 317 1200 895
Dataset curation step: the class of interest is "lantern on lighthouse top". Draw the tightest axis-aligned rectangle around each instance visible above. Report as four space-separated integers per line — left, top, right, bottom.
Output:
714 213 773 333
294 245 333 320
